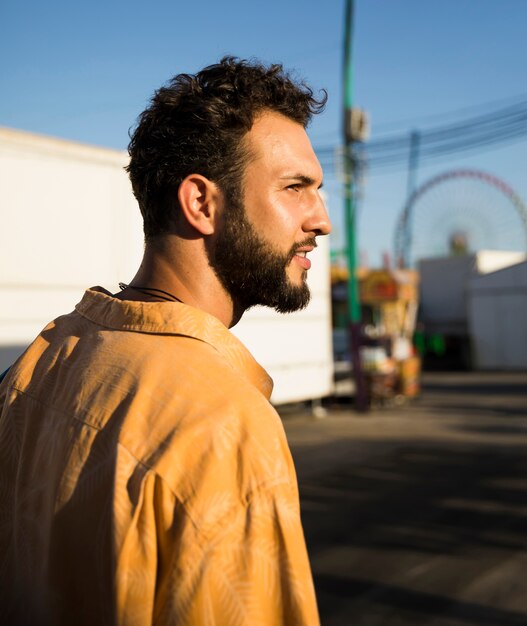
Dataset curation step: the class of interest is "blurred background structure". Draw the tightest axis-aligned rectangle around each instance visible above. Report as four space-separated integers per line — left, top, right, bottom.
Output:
2 0 527 405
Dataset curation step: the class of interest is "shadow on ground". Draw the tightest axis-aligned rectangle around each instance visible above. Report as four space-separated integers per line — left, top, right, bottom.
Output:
291 373 527 625
297 441 527 625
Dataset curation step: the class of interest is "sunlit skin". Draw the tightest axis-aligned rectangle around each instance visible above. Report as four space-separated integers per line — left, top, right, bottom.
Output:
241 111 332 287
118 110 332 327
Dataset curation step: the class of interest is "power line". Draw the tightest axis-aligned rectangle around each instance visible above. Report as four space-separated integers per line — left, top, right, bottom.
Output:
371 92 527 133
315 99 527 174
312 92 527 145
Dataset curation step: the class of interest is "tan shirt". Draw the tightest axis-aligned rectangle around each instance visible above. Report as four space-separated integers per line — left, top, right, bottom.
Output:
0 287 319 626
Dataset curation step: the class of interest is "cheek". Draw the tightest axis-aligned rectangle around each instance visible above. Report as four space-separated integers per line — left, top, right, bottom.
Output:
246 191 301 241
263 197 300 234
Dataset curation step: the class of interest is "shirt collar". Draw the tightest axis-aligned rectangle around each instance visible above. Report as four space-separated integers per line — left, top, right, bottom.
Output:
75 287 273 399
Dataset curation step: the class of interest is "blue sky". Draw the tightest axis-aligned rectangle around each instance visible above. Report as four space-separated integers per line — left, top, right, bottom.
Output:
2 0 526 265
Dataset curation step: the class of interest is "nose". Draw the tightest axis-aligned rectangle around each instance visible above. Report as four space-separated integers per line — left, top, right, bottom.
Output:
304 192 332 236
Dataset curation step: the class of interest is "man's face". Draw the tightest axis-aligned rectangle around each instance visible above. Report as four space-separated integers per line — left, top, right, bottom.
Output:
210 111 331 314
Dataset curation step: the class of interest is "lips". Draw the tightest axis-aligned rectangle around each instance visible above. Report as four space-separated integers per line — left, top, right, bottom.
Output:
294 248 313 270
290 239 317 271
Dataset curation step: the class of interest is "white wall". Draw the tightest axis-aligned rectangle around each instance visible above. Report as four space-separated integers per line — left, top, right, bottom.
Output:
0 127 143 363
419 251 526 335
468 261 527 369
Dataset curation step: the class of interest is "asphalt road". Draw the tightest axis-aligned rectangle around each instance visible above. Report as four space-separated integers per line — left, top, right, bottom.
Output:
280 371 527 626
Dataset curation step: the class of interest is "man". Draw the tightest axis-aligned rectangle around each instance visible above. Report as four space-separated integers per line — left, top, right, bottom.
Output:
0 57 331 625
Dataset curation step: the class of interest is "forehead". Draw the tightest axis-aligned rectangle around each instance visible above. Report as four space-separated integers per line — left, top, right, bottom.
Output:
244 111 322 180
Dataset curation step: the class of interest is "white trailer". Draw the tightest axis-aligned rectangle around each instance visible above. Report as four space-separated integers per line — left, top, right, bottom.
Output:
418 251 526 336
468 260 527 369
418 251 526 368
0 127 334 404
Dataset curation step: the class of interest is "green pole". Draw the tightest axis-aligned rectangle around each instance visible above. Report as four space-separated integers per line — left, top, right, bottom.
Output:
343 0 360 321
344 157 360 321
343 0 368 410
343 0 354 114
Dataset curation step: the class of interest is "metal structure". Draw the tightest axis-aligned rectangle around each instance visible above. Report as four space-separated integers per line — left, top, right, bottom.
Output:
342 0 368 411
394 169 527 267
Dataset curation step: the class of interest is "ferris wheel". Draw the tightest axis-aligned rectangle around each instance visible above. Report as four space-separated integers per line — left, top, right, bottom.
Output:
394 169 527 267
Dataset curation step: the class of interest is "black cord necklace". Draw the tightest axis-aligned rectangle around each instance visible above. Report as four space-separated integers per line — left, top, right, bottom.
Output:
118 282 184 304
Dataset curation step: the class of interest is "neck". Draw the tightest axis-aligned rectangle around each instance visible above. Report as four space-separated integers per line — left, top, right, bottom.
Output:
117 235 242 327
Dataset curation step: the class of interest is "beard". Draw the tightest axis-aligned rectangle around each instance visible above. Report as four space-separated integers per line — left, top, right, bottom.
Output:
208 198 314 314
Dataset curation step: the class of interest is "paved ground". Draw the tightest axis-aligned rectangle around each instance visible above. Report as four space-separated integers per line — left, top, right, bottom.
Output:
279 371 527 626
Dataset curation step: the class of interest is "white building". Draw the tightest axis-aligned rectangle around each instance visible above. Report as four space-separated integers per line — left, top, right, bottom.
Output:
468 259 527 369
418 251 527 370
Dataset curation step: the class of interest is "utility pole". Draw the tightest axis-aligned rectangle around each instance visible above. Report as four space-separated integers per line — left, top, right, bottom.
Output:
406 130 421 200
343 0 368 411
403 129 421 268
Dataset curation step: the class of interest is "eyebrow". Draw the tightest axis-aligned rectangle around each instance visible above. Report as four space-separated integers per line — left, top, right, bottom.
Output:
280 174 324 189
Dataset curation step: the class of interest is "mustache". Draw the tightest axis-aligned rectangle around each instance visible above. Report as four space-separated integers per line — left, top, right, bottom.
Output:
287 237 318 262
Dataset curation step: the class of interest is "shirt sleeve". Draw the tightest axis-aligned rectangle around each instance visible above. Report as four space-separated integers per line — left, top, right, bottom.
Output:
153 481 320 626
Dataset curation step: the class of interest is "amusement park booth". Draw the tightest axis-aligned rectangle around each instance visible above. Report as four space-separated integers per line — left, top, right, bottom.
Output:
357 268 421 403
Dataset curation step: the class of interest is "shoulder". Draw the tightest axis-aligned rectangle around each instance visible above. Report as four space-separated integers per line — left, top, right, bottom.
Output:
141 340 297 509
151 359 295 496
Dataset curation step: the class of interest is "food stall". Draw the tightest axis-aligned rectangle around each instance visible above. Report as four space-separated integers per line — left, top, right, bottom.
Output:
358 268 421 405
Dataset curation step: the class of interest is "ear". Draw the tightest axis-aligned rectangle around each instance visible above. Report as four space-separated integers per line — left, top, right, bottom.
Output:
177 174 222 236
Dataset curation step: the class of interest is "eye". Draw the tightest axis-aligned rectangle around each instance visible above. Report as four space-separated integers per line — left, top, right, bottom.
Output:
287 184 302 192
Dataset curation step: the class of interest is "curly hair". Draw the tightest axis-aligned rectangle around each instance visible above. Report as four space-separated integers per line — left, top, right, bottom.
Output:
126 56 327 239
